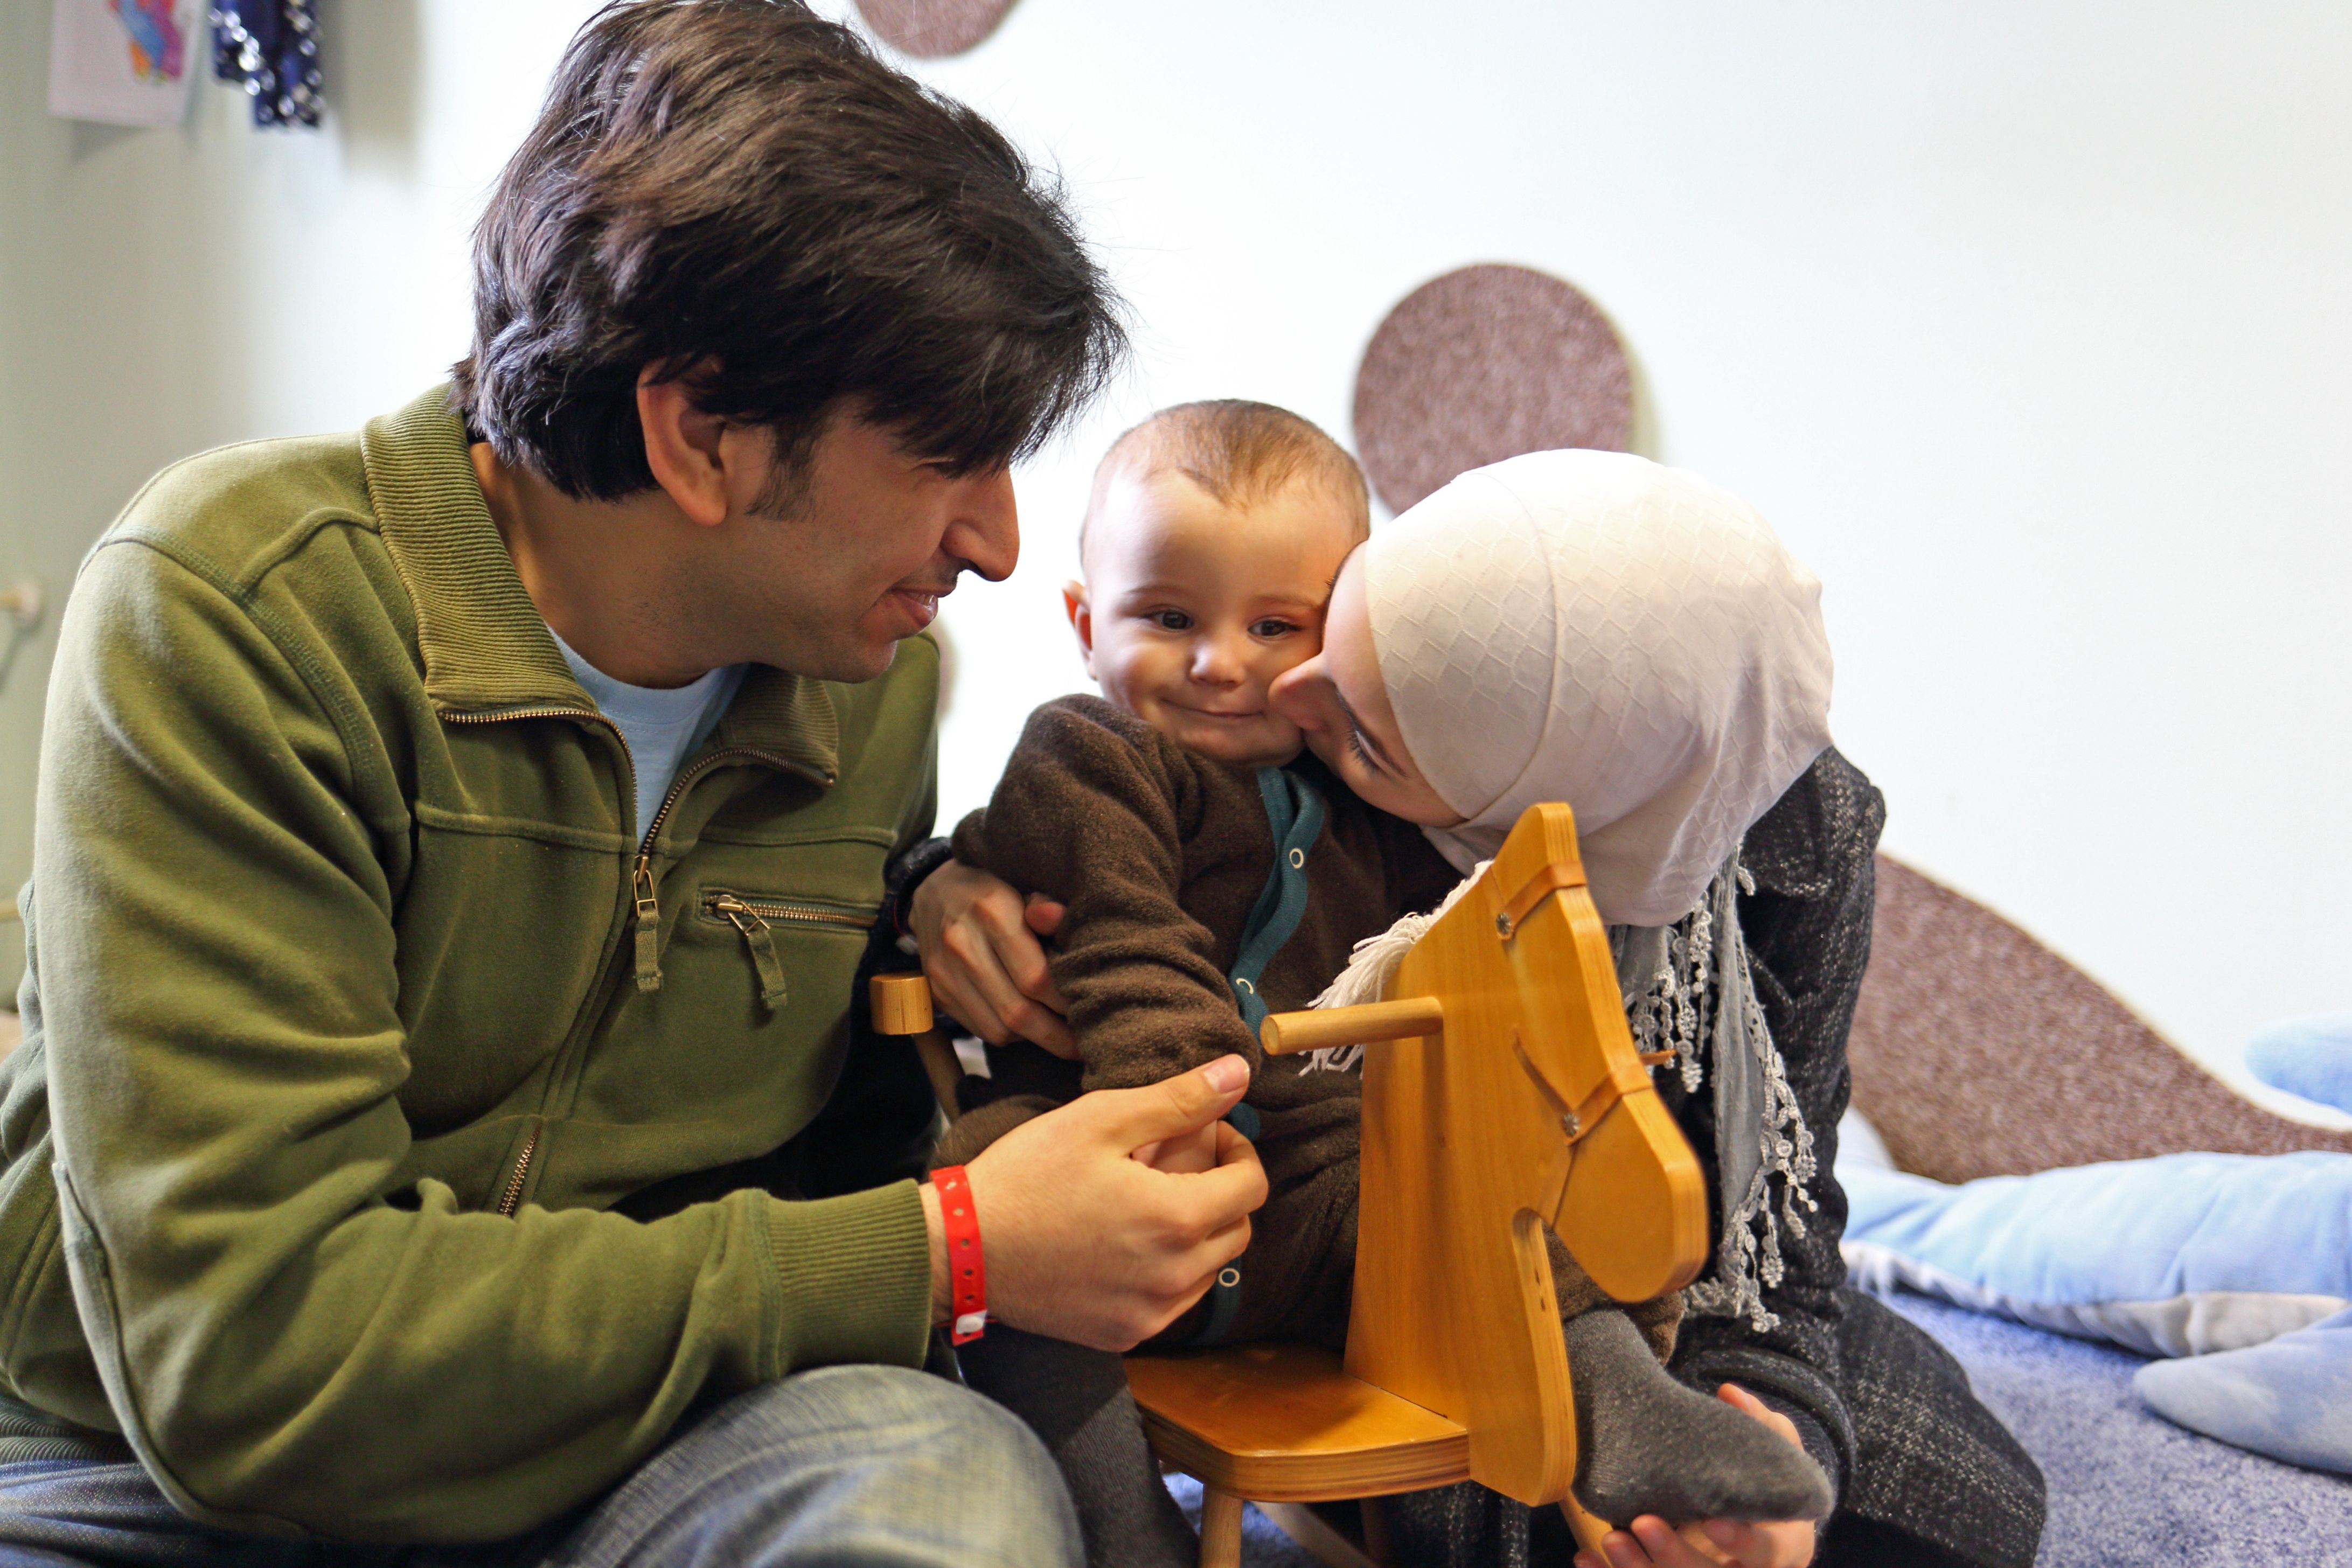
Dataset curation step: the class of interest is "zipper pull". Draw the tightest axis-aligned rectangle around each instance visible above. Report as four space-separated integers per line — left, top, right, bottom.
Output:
632 855 663 993
711 895 788 1010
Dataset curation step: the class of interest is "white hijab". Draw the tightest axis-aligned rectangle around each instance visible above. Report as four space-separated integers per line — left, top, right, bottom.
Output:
1324 449 1834 1330
1364 448 1833 928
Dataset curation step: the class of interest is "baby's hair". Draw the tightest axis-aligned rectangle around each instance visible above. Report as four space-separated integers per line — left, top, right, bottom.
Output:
1081 400 1370 568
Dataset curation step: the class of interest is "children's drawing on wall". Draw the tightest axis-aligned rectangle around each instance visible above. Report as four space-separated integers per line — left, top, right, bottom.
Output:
46 0 202 128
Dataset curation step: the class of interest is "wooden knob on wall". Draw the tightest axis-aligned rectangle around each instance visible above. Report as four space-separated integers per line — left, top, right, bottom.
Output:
870 972 935 1037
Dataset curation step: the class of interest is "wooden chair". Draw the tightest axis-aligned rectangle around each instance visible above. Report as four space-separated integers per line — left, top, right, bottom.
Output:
871 803 1709 1565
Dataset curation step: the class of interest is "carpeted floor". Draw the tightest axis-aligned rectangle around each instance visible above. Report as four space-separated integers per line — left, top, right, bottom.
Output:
1164 1293 2352 1566
1883 1292 2352 1567
1164 1474 1321 1567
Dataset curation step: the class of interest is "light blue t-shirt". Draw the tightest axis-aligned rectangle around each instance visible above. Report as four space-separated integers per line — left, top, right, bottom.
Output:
551 630 747 844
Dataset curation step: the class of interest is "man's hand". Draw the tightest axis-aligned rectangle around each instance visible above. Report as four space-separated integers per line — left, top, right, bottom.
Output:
1130 1121 1221 1175
1572 1386 1818 1568
909 860 1073 1055
921 1056 1265 1350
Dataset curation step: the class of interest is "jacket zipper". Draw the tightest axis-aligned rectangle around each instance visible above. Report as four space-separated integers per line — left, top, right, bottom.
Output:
495 1128 540 1218
442 705 634 1218
440 704 828 1215
704 894 879 1012
704 894 878 931
628 747 832 994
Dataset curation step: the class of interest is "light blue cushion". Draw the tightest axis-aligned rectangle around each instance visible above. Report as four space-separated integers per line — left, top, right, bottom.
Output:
2245 1014 2352 1115
1836 1112 2352 1475
1839 1143 2352 1356
2134 1306 2352 1476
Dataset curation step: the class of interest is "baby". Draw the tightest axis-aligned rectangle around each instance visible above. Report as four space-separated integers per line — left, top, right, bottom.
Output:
937 400 1464 1341
934 408 1829 1566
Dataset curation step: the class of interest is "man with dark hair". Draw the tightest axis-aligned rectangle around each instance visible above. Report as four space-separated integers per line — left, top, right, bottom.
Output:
0 4 1264 1562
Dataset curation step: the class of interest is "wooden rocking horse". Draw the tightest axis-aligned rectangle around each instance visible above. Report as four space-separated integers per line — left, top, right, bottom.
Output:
869 803 1710 1565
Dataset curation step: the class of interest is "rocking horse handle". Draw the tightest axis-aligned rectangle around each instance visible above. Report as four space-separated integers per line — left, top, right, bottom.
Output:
866 973 970 1119
868 972 936 1036
873 971 1444 1067
1258 996 1445 1056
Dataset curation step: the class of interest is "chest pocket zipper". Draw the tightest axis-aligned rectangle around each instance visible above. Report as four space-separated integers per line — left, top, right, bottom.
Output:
704 894 878 1012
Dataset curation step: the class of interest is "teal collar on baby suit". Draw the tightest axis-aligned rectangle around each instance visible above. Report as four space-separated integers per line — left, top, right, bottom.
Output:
1187 765 1327 1349
1227 765 1327 1039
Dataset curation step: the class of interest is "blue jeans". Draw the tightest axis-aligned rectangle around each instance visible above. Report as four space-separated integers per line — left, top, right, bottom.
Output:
0 1367 1080 1568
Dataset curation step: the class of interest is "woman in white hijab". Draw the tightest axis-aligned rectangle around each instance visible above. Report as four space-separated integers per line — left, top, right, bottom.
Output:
1295 448 1834 1343
1267 450 2041 1568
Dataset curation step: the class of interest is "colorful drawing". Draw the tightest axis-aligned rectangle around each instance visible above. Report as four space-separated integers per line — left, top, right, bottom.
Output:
49 0 198 125
112 0 185 83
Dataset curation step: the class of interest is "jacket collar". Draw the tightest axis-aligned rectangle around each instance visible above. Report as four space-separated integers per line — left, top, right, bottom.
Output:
359 386 839 783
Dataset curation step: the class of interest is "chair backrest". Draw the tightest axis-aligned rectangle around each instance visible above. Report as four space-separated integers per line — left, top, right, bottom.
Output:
1340 804 1708 1507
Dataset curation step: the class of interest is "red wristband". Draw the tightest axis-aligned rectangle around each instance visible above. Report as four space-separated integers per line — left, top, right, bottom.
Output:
933 1165 987 1344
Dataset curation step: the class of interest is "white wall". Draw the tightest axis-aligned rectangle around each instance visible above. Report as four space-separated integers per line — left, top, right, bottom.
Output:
2 2 2346 1121
0 0 588 998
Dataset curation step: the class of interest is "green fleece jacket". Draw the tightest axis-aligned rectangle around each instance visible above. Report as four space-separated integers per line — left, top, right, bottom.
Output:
0 389 941 1541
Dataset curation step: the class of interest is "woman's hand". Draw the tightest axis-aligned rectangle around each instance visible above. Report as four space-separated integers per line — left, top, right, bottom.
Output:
1572 1386 1818 1568
908 859 1075 1055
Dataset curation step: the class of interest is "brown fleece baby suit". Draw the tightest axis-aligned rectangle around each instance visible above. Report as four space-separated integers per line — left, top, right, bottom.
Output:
940 694 1680 1357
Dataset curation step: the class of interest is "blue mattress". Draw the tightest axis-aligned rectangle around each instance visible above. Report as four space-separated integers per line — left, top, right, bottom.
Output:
1168 1291 2352 1565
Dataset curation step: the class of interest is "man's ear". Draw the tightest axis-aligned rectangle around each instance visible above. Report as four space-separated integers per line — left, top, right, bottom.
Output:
1063 580 1097 678
637 370 730 528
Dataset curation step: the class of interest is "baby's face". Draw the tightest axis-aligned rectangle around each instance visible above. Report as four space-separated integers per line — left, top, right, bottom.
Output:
1269 549 1463 825
1069 469 1361 768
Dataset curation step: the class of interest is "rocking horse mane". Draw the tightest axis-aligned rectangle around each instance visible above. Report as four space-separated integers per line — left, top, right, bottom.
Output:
1309 863 1487 1013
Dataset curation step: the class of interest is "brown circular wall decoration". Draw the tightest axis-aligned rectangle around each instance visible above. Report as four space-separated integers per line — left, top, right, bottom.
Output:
1353 263 1633 515
1851 857 2352 1181
854 0 1017 57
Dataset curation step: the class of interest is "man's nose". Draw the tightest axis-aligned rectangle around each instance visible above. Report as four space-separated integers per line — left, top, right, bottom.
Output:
942 467 1018 583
